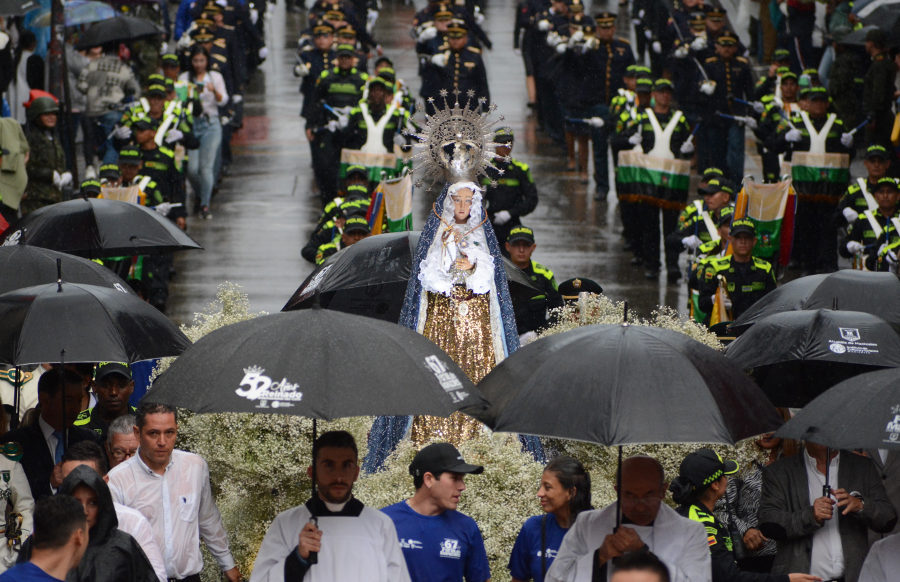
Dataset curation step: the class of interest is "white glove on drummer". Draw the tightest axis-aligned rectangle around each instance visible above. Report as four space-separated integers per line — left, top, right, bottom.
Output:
752 101 765 114
743 117 758 130
587 117 605 128
556 42 567 54
840 132 854 148
651 40 662 54
155 202 173 216
628 132 643 146
419 26 438 41
699 80 716 95
785 128 802 142
680 140 695 154
114 125 132 140
846 241 864 254
431 52 448 67
690 36 707 51
493 210 512 225
165 128 184 143
537 19 551 31
842 207 859 223
674 45 689 58
294 62 310 77
392 133 406 147
682 235 702 250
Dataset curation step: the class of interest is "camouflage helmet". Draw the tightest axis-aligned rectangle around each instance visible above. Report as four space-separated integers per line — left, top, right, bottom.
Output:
26 96 59 123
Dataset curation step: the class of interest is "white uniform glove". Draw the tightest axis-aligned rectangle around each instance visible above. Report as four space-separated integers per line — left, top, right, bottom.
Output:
419 26 438 41
743 117 758 130
154 202 173 216
570 30 584 44
842 206 859 223
431 52 447 67
53 170 62 188
165 128 184 143
637 8 645 19
651 40 662 54
215 0 227 6
546 31 560 46
537 19 551 31
679 140 695 154
392 133 406 147
0 31 9 51
699 80 716 95
294 62 310 77
885 249 899 265
846 241 864 254
587 116 605 128
840 132 854 148
474 6 484 24
628 132 643 146
258 46 268 60
779 1 789 17
690 36 707 51
493 210 512 225
367 8 379 28
250 7 258 23
674 44 689 59
556 42 567 54
644 29 653 40
326 119 340 132
232 94 243 104
752 101 765 114
632 17 641 26
785 128 802 142
113 125 132 140
682 234 702 250
58 171 73 189
336 112 349 129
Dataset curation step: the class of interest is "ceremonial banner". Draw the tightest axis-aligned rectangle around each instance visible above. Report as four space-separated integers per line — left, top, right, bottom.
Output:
368 172 413 234
790 151 850 204
616 150 691 210
733 179 796 266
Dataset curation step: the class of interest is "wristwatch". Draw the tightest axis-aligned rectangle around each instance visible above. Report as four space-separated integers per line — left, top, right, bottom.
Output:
849 491 865 512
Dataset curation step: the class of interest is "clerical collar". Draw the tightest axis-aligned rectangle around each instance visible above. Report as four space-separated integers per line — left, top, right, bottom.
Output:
306 496 365 517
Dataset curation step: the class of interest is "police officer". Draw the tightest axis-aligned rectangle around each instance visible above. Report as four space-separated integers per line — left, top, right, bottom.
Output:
840 176 900 272
315 215 371 264
341 77 409 153
698 31 755 183
665 176 735 264
697 218 776 323
73 363 136 443
481 127 539 248
666 11 711 129
839 145 891 228
505 226 563 338
752 48 792 101
307 43 367 202
295 24 336 121
756 69 799 183
421 20 490 112
302 198 368 263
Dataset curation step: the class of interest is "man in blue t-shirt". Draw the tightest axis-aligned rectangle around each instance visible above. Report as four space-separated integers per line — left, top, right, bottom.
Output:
0 495 88 581
382 442 491 582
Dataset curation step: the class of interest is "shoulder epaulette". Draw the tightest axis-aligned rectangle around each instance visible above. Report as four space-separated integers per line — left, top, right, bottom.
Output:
74 408 92 425
753 256 773 271
511 159 530 171
0 442 22 462
736 56 749 64
212 53 227 62
705 56 717 63
320 69 330 79
616 37 630 44
466 46 482 54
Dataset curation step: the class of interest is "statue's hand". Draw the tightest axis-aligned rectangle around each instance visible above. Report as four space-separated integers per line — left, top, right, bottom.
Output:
455 256 474 272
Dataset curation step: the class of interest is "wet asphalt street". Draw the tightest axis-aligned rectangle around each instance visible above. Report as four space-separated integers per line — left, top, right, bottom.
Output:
166 0 769 325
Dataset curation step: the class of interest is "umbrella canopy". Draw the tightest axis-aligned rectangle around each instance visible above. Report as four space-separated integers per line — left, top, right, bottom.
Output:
728 270 900 335
0 0 38 15
470 324 782 446
726 309 900 407
774 368 900 450
282 231 540 322
146 307 484 418
74 14 163 49
0 246 132 296
0 282 190 365
32 1 118 27
1 198 202 258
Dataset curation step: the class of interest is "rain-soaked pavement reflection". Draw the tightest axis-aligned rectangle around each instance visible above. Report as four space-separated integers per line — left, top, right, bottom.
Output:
166 0 765 325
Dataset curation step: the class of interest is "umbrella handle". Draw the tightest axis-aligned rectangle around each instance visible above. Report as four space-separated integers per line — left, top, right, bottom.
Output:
307 516 318 565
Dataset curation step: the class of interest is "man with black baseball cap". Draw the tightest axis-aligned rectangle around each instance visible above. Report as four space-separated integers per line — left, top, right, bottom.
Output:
505 226 563 338
74 363 136 443
382 442 490 582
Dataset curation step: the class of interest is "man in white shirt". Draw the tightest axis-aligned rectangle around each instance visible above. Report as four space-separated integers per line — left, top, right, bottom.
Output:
547 455 711 582
858 532 900 582
250 430 410 582
107 402 241 582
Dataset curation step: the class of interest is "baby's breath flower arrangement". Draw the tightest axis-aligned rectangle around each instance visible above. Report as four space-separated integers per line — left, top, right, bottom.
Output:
163 285 765 581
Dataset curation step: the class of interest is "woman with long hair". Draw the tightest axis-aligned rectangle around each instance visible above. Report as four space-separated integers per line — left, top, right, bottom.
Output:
179 45 227 219
509 456 592 582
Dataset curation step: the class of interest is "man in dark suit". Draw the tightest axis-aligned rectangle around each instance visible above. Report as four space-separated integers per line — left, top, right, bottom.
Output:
759 441 897 582
866 449 900 540
1 369 99 500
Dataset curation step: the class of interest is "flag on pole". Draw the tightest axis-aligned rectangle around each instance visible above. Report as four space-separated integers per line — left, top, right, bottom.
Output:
733 178 796 266
708 276 732 327
368 172 413 234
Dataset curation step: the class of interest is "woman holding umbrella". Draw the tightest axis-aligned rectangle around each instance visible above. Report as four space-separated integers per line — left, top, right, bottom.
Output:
508 456 591 582
670 449 819 582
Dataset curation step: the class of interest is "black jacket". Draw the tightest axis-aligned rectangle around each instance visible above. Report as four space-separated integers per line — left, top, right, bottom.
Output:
19 465 158 582
0 424 99 501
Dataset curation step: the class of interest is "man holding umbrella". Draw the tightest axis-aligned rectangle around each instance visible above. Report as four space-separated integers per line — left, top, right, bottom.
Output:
759 441 897 582
251 430 409 582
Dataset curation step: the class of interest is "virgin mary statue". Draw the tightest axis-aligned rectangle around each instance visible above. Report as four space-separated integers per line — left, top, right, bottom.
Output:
364 93 543 471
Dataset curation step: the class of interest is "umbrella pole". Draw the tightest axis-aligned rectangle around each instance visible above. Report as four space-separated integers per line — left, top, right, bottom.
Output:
615 445 622 531
824 447 831 494
59 350 68 456
11 366 21 431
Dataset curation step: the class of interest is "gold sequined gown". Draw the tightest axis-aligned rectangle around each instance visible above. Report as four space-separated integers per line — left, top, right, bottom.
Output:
409 285 495 445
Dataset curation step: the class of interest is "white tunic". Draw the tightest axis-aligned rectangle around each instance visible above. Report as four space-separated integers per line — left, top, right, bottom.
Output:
545 502 711 582
858 533 900 582
250 502 411 582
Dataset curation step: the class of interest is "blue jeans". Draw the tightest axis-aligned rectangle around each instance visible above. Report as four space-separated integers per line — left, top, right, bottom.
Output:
187 116 222 208
92 111 123 165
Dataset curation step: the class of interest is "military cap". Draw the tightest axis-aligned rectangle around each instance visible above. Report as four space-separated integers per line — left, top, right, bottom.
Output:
80 179 102 197
161 53 180 66
730 218 756 237
313 23 334 35
699 177 734 197
595 11 615 27
716 31 738 45
865 144 890 160
688 11 706 26
344 184 370 200
874 176 899 192
805 86 828 101
494 126 514 144
191 27 214 42
446 19 468 36
194 17 215 27
507 225 535 244
706 8 726 20
568 0 584 12
434 5 454 20
701 167 724 181
98 163 120 181
558 277 603 299
324 8 345 20
773 48 790 61
146 83 167 97
201 2 222 14
335 24 357 38
343 216 371 234
368 76 392 91
118 147 142 164
635 77 653 93
652 78 675 92
335 43 356 56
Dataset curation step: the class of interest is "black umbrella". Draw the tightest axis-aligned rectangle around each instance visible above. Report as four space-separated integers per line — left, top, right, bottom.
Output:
146 307 483 418
0 281 191 366
282 231 540 322
471 323 782 445
74 15 163 49
2 198 201 258
0 246 132 296
728 270 900 336
774 368 900 450
725 309 900 407
0 0 38 15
